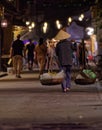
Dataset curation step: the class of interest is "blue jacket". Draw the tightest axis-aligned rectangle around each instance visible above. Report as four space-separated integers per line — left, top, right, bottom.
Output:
55 39 73 66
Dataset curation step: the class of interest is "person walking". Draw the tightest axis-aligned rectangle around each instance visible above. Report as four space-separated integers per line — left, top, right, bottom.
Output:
35 37 47 75
10 34 25 78
25 39 35 70
55 29 73 92
47 39 59 71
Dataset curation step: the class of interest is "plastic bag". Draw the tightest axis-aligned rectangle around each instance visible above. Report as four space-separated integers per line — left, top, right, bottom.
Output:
82 69 96 79
40 70 65 85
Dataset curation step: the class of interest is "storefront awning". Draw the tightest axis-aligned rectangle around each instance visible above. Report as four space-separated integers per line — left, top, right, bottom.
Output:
66 21 84 40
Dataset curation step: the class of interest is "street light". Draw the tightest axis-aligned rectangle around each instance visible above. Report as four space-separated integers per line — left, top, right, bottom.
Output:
1 18 8 28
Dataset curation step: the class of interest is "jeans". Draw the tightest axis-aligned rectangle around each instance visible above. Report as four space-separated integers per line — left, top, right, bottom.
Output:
61 65 72 90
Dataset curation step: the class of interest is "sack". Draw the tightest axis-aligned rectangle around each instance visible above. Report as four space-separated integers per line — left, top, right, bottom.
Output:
40 70 65 85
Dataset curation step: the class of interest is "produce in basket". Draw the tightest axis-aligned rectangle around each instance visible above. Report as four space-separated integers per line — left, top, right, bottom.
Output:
75 70 96 85
40 70 65 85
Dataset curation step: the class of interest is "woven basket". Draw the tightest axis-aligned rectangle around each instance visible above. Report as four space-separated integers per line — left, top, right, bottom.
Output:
75 78 96 85
40 78 63 85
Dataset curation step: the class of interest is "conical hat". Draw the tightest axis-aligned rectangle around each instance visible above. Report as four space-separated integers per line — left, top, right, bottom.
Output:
54 29 71 40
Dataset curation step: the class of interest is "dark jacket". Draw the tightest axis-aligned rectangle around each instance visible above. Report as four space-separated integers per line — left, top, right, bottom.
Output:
12 39 24 56
55 39 73 66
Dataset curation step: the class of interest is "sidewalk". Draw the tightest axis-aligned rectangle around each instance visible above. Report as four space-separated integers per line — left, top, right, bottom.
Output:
0 69 39 82
0 67 100 82
0 71 8 78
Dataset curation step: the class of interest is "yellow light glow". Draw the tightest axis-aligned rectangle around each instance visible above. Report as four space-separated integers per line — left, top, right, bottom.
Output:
44 22 48 27
78 16 83 21
81 14 84 19
43 26 47 33
1 19 8 28
31 22 35 28
26 21 30 26
68 17 72 23
56 20 60 25
57 23 62 29
28 26 32 29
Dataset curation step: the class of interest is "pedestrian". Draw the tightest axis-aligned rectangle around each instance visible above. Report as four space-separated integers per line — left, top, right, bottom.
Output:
77 41 88 69
55 29 73 92
25 39 35 70
77 42 83 69
47 39 59 71
34 37 47 75
10 34 25 78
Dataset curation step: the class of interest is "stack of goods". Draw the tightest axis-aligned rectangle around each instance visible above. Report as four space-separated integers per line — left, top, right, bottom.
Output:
75 69 97 85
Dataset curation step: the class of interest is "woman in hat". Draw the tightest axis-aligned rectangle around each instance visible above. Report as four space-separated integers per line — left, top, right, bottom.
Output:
55 29 73 92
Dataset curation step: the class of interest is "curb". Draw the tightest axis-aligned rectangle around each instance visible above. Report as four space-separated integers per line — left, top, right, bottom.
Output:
0 72 8 78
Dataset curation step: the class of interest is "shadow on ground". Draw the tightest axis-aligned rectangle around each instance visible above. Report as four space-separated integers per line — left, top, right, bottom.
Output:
0 123 99 130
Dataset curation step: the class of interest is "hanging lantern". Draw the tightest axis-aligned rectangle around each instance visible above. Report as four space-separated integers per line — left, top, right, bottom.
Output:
1 18 8 28
68 17 72 23
0 7 8 28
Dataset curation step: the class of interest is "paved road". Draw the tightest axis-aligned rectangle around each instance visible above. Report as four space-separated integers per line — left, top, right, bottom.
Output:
0 80 102 129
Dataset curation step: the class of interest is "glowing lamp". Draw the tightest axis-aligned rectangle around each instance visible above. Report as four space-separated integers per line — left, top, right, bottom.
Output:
1 19 8 28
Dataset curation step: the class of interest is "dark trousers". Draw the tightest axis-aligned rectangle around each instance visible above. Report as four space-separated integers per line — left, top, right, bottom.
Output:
61 65 72 90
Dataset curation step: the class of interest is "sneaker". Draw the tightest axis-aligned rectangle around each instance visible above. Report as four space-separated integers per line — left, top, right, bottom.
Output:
63 88 67 93
66 88 70 91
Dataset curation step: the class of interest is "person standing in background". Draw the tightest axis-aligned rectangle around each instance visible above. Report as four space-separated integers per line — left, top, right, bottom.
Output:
25 39 35 70
10 34 25 78
55 29 73 92
47 39 59 71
